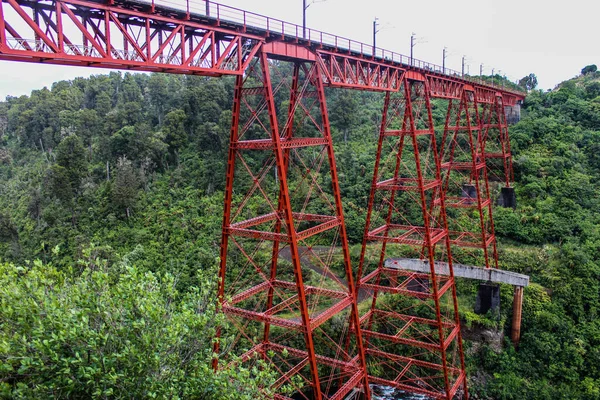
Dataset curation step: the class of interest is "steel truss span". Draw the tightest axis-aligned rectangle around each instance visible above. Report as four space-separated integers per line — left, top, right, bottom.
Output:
0 1 526 399
0 0 524 99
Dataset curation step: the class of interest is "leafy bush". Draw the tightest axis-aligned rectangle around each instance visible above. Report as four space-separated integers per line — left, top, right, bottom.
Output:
0 261 275 399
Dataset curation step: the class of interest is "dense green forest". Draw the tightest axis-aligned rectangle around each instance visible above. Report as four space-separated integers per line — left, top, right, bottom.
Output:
1 65 600 399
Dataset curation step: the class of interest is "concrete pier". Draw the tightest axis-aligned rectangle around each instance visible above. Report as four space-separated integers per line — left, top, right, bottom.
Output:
511 286 524 346
475 283 500 315
498 186 517 209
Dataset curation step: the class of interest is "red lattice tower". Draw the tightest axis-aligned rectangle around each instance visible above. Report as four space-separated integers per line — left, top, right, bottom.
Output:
480 95 514 187
213 52 370 400
439 87 498 269
356 74 468 399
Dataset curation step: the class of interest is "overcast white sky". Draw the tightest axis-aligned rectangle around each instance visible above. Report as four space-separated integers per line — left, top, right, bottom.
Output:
1 0 599 99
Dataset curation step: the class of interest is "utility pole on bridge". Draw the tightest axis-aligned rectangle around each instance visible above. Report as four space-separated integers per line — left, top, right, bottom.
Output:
303 0 326 39
373 17 380 55
442 46 447 74
409 33 425 66
303 0 307 38
410 33 415 66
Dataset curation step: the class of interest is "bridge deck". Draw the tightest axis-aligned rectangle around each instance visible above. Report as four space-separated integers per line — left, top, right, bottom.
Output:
104 0 524 98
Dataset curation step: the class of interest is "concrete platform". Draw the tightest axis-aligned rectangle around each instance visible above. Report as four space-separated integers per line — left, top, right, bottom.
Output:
384 258 529 287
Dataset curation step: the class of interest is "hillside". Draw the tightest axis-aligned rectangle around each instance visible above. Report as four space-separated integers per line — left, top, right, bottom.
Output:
1 67 600 398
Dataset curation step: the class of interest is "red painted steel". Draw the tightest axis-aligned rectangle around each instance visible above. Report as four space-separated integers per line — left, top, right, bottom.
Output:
316 50 403 92
481 95 514 186
439 88 499 270
0 0 263 75
213 54 369 399
0 0 526 99
356 74 468 399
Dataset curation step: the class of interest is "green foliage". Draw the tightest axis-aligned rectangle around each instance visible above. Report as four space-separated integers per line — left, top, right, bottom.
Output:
581 64 598 75
466 69 600 399
330 90 359 142
0 213 18 243
1 65 600 399
111 157 140 218
0 261 275 399
163 109 188 157
44 164 74 205
518 73 538 91
55 135 87 193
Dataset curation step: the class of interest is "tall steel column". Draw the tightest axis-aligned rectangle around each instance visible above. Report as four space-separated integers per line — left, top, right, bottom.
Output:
356 75 468 399
480 95 514 187
439 88 498 269
214 52 369 400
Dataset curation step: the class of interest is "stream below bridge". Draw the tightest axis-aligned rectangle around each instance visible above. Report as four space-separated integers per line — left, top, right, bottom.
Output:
370 385 430 399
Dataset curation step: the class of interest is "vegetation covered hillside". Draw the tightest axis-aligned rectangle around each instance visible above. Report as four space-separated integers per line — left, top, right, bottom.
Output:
0 66 599 398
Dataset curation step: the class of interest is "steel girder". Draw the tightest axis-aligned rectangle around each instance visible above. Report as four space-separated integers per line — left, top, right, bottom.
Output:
316 50 403 92
0 0 262 75
0 1 527 98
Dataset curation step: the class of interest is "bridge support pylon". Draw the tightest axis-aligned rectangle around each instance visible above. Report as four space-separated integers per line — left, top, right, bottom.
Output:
481 95 516 208
439 87 499 270
213 51 369 400
356 74 468 399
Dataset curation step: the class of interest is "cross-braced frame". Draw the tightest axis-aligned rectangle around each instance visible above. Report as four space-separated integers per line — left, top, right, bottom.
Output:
356 74 468 400
480 95 514 187
213 52 369 400
439 88 499 269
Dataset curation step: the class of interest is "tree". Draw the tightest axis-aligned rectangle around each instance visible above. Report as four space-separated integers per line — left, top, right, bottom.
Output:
44 164 73 205
94 91 112 116
0 102 7 140
0 213 20 258
330 90 359 142
112 156 140 218
148 73 168 124
0 213 18 244
55 134 87 194
163 109 188 157
518 73 538 91
581 64 598 75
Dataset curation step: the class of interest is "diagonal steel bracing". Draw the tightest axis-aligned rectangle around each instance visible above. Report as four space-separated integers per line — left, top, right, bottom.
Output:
213 53 369 399
439 87 499 270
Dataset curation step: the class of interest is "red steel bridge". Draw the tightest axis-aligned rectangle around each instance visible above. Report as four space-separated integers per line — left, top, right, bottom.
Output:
0 1 526 399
